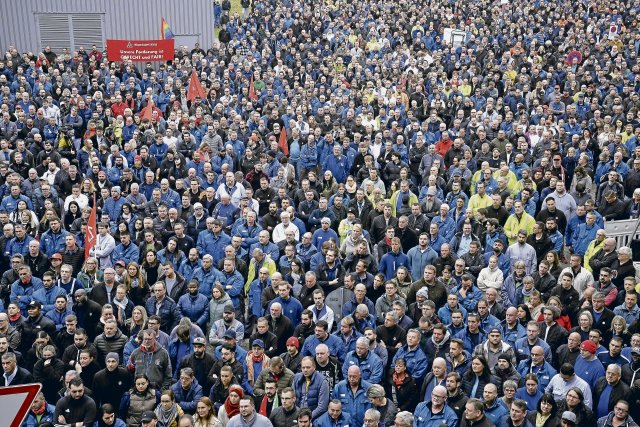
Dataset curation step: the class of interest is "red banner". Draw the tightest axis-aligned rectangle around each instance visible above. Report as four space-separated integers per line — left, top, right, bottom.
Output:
106 39 174 62
85 195 97 260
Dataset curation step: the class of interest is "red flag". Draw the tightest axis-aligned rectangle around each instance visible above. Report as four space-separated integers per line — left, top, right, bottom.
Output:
187 70 207 102
278 127 289 156
85 195 97 260
248 75 258 102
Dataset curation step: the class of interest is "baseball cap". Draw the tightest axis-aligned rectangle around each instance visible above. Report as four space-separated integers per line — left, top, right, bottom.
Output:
252 339 265 348
223 329 236 339
193 337 206 346
223 304 234 314
631 347 640 355
141 411 157 423
581 340 597 354
561 411 576 424
27 301 42 309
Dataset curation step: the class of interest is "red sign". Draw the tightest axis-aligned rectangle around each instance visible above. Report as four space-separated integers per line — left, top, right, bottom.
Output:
106 39 174 62
0 384 41 427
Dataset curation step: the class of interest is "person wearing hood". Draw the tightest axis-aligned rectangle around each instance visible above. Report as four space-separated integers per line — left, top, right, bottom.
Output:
425 323 451 361
473 328 517 370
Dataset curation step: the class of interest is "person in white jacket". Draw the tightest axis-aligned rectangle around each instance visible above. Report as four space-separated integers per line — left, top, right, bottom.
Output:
92 222 116 268
477 256 504 295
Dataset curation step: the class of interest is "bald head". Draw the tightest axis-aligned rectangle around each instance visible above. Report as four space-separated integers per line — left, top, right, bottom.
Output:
432 357 446 369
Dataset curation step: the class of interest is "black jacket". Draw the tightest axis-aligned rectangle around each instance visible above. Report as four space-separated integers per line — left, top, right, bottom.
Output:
33 357 65 402
89 283 118 307
25 252 50 279
591 308 616 334
250 331 279 358
4 366 34 386
269 405 299 427
176 351 217 395
265 314 294 355
21 314 56 353
73 299 103 339
554 344 580 370
538 322 569 353
588 249 618 278
158 273 187 302
447 389 469 421
387 372 420 413
527 411 559 427
53 393 97 425
92 366 132 409
460 414 498 427
593 378 631 415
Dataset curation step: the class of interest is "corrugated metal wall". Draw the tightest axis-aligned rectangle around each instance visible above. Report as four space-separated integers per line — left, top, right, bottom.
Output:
0 0 215 54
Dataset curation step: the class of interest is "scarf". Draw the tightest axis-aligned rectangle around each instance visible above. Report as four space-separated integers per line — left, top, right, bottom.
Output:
112 296 130 324
259 394 279 416
31 402 47 415
252 353 264 363
8 312 20 322
535 412 550 427
155 403 179 426
392 371 407 388
224 397 240 419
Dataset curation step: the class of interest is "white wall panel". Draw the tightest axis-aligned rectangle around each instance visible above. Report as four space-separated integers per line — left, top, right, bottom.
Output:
0 0 215 55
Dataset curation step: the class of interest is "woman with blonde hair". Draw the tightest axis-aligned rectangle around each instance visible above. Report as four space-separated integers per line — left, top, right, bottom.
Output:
128 305 148 338
38 208 59 237
194 397 223 427
122 261 149 306
604 315 631 347
81 177 97 202
569 311 593 342
77 257 104 290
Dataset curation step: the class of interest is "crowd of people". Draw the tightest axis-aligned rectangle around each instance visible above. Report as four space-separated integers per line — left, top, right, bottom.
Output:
1 0 640 426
